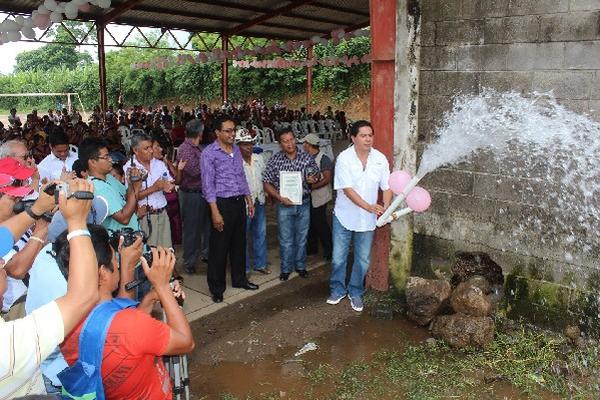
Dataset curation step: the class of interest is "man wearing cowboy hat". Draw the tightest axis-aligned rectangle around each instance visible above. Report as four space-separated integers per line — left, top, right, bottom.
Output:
235 128 269 275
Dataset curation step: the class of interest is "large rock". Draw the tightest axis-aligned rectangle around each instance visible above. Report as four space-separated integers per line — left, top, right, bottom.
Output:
451 280 492 317
451 252 504 287
432 313 495 348
406 277 452 326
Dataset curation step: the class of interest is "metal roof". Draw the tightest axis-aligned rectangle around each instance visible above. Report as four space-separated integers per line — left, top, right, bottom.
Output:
0 0 370 40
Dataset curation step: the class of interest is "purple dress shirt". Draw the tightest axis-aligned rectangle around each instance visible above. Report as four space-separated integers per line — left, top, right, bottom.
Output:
176 138 203 191
200 141 251 203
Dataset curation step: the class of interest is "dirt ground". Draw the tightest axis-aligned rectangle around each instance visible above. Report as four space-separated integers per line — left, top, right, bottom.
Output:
188 265 359 366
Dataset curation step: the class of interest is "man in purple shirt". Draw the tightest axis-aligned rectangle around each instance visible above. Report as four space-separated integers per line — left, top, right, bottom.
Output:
200 116 258 303
177 119 210 274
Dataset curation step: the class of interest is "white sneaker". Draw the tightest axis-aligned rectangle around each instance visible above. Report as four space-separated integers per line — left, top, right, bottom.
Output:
326 294 346 305
349 296 364 312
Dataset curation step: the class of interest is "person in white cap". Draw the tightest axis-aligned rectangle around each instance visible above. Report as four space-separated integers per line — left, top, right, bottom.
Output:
235 128 270 275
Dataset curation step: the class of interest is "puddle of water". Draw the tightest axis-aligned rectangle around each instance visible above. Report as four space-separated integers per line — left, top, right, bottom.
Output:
190 314 560 400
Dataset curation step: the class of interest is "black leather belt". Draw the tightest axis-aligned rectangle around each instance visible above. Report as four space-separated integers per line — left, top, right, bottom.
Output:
180 188 202 193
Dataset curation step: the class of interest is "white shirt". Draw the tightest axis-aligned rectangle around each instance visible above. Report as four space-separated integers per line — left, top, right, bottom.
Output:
123 157 171 209
0 301 64 399
38 150 78 182
333 146 390 232
2 231 32 313
243 153 266 205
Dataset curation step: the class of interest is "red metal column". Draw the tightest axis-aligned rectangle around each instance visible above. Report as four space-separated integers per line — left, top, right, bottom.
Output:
366 0 396 291
221 35 229 103
97 21 108 114
306 46 313 113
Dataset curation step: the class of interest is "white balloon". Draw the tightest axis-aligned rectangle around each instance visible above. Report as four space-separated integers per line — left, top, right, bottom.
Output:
22 27 36 39
22 18 34 28
55 3 65 13
44 0 58 11
0 32 7 42
73 0 88 5
4 20 20 32
14 16 25 26
50 11 63 23
37 5 50 14
7 30 21 42
97 0 111 9
65 10 78 19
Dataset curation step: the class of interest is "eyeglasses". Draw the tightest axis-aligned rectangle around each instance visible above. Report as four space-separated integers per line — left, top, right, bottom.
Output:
96 154 112 161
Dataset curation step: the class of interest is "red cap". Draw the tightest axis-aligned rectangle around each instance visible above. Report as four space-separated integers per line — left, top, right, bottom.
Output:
0 185 33 197
0 158 35 180
0 173 12 186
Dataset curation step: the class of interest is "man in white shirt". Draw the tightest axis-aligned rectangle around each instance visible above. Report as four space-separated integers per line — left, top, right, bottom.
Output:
327 120 392 312
0 178 99 399
38 128 78 183
123 132 175 248
236 128 269 274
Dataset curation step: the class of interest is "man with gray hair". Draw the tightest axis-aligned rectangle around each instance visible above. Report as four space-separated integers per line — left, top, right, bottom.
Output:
0 139 40 197
177 118 209 273
124 132 175 248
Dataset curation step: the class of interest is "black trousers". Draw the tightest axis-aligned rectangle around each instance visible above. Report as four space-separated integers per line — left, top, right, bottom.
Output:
307 203 332 256
207 196 247 295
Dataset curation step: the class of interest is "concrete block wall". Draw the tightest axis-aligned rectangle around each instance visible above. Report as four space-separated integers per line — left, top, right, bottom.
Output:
413 0 600 289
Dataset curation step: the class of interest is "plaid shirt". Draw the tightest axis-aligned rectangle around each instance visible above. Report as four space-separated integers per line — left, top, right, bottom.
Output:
263 150 319 196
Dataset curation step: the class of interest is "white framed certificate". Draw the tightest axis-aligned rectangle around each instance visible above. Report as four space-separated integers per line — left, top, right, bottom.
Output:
280 171 302 205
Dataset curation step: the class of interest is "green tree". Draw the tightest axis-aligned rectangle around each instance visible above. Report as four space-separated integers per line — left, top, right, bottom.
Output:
14 21 93 73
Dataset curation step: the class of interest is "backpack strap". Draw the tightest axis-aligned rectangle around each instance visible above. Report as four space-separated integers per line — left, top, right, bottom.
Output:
77 298 138 399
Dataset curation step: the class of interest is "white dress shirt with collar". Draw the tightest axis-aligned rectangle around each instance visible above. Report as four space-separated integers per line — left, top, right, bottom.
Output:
123 156 171 210
333 146 390 232
38 150 78 182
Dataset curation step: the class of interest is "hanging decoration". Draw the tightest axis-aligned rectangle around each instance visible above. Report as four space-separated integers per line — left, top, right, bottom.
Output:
131 28 371 70
0 0 112 45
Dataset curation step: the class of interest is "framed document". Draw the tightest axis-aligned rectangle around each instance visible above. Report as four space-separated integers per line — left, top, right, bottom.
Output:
280 171 303 205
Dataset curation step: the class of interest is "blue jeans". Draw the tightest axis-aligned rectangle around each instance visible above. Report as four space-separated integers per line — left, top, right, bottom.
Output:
277 198 310 273
330 215 375 300
246 202 268 272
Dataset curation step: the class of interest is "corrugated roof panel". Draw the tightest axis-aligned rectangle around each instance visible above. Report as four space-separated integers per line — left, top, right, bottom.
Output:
0 0 370 40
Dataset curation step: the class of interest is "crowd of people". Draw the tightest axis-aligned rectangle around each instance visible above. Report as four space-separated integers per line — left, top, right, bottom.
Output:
0 99 390 399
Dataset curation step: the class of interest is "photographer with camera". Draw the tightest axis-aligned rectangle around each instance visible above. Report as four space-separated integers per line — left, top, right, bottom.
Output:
1 178 99 398
59 235 194 399
0 158 54 322
78 137 143 233
124 132 175 249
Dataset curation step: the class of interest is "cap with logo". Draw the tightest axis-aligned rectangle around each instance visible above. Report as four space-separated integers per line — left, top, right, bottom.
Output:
234 128 256 144
0 158 35 197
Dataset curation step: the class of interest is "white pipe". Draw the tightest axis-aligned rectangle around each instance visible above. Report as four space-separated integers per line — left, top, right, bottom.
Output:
376 176 420 227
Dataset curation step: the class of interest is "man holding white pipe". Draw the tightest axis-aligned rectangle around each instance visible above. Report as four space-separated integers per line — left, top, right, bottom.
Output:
327 120 392 312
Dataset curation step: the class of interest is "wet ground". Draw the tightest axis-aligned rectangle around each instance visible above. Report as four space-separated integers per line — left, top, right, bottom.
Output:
185 265 559 400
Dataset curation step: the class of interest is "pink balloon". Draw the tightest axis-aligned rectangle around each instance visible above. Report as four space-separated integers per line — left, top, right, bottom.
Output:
406 186 432 213
79 3 91 12
389 170 412 195
33 13 50 28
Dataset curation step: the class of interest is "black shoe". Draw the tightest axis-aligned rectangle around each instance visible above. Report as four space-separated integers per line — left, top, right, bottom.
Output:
279 272 290 281
233 282 259 290
296 269 309 278
211 293 223 303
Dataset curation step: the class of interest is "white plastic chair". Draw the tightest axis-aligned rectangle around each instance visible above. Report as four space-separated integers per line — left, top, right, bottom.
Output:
263 127 274 143
291 121 303 137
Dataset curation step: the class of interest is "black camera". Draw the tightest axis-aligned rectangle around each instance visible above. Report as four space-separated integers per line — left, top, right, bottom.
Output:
44 182 94 203
109 227 148 248
13 200 53 222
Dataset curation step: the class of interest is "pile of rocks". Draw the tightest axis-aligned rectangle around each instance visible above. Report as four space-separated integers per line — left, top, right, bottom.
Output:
405 253 505 348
